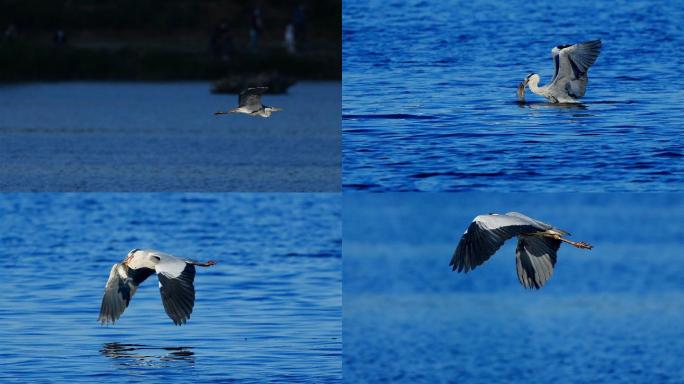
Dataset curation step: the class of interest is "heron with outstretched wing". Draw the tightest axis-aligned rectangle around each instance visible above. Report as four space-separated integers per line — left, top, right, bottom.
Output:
214 86 283 117
450 212 592 289
98 249 216 325
517 40 602 103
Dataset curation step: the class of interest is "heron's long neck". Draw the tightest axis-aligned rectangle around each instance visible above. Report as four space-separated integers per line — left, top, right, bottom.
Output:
528 79 545 96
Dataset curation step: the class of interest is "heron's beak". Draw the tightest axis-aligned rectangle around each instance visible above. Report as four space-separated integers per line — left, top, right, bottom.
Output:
271 107 283 112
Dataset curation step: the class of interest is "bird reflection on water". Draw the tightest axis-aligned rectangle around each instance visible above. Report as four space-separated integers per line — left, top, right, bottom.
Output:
100 342 195 368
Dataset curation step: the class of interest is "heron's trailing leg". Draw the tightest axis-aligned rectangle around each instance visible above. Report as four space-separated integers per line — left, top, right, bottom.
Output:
532 231 593 250
558 237 593 250
190 260 217 267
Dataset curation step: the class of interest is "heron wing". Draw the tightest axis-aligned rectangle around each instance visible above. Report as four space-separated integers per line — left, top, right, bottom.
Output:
98 263 154 324
156 255 196 325
238 86 268 109
550 40 601 98
450 214 549 273
515 236 561 289
504 212 554 230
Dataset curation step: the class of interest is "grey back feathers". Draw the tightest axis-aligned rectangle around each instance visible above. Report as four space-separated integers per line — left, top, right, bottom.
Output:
558 39 602 77
551 39 601 99
238 86 268 110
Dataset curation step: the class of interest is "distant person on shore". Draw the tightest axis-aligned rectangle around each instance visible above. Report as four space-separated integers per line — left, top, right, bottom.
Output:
293 4 307 49
210 21 234 61
284 24 295 54
249 7 263 50
53 29 67 45
3 23 18 42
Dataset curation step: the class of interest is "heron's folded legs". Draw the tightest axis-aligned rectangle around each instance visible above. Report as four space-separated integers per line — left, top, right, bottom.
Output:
213 111 228 115
558 237 593 250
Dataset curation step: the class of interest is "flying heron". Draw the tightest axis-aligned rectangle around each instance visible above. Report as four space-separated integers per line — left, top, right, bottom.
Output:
98 249 216 325
517 39 602 103
450 212 592 289
214 86 283 117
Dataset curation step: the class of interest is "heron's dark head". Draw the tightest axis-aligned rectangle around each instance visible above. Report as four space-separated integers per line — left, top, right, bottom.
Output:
523 73 540 86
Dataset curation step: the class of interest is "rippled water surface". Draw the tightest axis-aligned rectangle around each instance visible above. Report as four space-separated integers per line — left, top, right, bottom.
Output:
0 82 340 191
0 194 341 383
344 193 684 382
343 0 684 191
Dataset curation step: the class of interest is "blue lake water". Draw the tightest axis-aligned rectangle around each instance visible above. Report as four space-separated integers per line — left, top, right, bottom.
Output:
343 0 684 191
0 81 340 192
343 193 684 382
0 193 341 383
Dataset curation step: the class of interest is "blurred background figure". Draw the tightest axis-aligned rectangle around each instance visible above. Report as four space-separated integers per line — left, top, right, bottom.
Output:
292 4 307 49
0 1 340 82
249 7 263 50
210 20 234 61
284 23 295 53
4 23 18 42
53 29 66 45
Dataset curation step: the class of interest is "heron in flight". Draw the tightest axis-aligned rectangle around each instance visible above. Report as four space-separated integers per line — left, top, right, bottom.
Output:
98 249 216 325
450 212 592 289
517 39 602 103
214 86 283 117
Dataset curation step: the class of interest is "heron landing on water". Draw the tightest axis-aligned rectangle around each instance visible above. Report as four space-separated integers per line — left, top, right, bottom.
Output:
450 212 593 289
517 39 602 104
214 86 283 117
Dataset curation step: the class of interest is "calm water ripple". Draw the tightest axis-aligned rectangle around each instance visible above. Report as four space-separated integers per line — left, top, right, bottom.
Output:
0 193 341 383
0 82 341 192
344 193 684 383
343 0 684 191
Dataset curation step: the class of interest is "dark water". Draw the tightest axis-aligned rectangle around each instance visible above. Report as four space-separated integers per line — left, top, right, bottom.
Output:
343 193 684 382
0 193 341 383
0 82 340 192
343 0 684 191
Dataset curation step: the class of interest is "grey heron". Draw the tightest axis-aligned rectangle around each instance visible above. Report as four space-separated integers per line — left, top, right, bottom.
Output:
98 249 216 325
517 40 602 103
214 86 283 117
450 212 592 289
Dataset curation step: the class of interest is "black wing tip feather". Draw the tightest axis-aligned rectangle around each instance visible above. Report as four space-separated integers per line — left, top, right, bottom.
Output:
515 237 559 289
158 264 196 326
